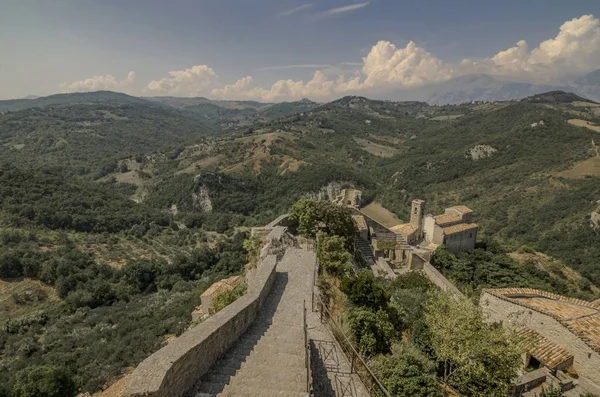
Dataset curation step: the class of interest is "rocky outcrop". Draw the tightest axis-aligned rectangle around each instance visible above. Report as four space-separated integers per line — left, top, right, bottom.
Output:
467 144 497 160
192 186 213 212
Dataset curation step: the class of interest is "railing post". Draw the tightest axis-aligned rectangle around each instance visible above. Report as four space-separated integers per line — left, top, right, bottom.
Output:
350 350 355 373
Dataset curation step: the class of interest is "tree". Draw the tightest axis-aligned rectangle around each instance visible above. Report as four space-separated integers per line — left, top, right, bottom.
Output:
290 199 356 244
10 365 77 397
318 234 352 276
290 199 324 237
345 306 396 356
341 270 390 311
424 292 521 396
372 343 444 397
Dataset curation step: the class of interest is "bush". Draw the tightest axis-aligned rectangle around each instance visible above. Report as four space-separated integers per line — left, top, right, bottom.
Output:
10 365 77 397
213 283 247 312
341 271 390 311
344 306 396 356
372 343 443 397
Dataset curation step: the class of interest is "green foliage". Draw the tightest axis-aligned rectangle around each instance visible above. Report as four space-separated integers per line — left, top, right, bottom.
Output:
391 271 434 293
0 233 248 393
344 306 396 356
0 98 214 177
317 234 353 276
243 234 263 269
371 343 443 397
432 246 594 299
538 386 565 397
0 166 169 234
290 199 356 243
10 365 76 397
213 283 247 312
341 270 390 311
424 292 521 396
375 240 398 250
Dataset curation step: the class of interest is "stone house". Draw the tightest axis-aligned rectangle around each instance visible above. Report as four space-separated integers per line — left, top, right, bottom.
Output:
480 288 600 394
422 205 478 255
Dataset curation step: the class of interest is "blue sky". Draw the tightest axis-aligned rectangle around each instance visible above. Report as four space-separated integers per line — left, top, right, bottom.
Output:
1 0 599 100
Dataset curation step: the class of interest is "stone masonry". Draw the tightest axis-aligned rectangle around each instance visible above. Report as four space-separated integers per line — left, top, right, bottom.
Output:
193 247 310 396
480 290 600 394
122 255 278 397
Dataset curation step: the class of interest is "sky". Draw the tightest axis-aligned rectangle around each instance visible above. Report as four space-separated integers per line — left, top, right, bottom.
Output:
1 0 600 101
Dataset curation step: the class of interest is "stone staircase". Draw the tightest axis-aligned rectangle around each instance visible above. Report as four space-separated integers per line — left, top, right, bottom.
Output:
355 237 375 264
194 248 310 397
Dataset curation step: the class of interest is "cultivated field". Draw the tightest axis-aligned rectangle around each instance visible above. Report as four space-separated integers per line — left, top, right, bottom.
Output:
568 119 600 132
354 137 400 157
557 156 600 179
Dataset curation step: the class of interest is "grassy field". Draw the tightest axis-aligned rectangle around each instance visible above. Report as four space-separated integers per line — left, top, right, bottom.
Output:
557 156 600 178
568 119 600 132
0 278 59 318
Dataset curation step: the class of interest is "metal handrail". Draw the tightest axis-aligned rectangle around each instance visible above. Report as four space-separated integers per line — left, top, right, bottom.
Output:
313 291 391 397
303 300 312 395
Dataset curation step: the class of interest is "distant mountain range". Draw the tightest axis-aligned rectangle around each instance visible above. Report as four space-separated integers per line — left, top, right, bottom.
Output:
4 69 600 110
423 69 600 105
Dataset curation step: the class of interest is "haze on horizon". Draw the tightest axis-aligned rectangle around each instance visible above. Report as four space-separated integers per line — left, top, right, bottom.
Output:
2 0 600 102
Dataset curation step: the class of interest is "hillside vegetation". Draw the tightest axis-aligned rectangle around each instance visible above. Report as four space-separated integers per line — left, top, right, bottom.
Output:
1 90 600 396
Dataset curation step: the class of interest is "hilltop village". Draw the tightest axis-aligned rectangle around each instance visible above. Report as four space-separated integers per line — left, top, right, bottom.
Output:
335 189 600 396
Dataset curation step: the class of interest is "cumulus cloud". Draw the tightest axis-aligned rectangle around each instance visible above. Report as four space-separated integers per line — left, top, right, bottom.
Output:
69 15 600 102
61 71 135 93
361 40 454 88
466 14 600 81
146 65 219 96
212 76 254 98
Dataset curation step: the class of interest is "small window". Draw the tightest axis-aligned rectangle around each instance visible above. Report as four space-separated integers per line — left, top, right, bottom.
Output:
469 233 473 238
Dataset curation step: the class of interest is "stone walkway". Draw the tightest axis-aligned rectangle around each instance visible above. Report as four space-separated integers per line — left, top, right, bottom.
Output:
193 245 369 397
194 247 310 397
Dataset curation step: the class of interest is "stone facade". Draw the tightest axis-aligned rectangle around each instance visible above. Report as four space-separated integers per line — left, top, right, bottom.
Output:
422 205 478 255
480 291 600 392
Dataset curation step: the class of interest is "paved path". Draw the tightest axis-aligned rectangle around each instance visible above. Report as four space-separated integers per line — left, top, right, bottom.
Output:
194 245 368 397
194 247 311 397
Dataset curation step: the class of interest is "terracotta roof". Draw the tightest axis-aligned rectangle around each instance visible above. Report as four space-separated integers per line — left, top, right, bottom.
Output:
390 223 417 236
201 275 244 298
442 223 478 235
516 328 573 369
434 213 462 226
483 288 600 354
352 215 368 231
448 205 473 214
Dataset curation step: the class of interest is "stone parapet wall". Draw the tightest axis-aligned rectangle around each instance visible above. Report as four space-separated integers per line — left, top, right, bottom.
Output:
121 255 279 397
422 261 464 299
480 292 600 391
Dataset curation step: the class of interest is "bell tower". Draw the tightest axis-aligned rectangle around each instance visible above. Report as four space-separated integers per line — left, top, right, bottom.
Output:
410 199 425 238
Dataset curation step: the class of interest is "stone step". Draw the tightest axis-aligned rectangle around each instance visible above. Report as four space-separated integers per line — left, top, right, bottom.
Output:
239 330 304 344
217 387 307 397
233 366 304 384
220 382 307 397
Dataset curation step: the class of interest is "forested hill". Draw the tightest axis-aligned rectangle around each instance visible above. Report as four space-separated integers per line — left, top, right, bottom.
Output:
1 89 600 395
